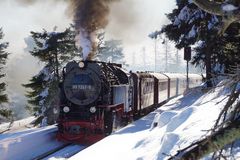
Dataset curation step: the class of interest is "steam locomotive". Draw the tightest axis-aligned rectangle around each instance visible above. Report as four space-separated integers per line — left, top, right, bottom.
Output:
57 61 202 144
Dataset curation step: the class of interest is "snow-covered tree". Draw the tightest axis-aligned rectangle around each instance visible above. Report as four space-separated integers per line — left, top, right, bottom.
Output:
96 39 126 65
166 1 240 159
192 0 240 34
23 65 54 115
159 0 240 86
23 26 80 123
0 28 11 119
29 26 80 80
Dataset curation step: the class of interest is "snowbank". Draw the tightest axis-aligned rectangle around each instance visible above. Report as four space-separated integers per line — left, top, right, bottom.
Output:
0 125 64 160
0 116 36 133
69 84 234 160
43 144 85 160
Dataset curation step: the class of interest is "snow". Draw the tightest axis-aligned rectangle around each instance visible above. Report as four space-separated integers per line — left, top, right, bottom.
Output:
40 88 49 98
213 63 225 74
0 117 85 160
37 66 53 81
43 145 85 160
0 116 36 133
0 125 64 160
207 15 219 30
222 4 238 12
187 25 197 39
69 83 237 160
173 6 191 26
1 80 238 160
173 6 203 27
188 9 203 24
172 2 219 41
48 31 59 37
42 43 49 50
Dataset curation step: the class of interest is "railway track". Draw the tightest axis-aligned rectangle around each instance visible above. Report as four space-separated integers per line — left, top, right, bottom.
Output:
33 143 71 160
33 143 86 160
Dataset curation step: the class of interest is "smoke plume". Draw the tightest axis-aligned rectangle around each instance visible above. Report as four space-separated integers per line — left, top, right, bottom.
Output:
10 0 119 60
68 0 118 60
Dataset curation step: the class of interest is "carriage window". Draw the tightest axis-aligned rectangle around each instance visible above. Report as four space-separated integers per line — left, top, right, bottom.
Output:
143 79 154 94
159 82 167 90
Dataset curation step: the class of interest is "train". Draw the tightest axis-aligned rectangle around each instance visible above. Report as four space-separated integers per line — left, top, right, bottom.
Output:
56 61 202 144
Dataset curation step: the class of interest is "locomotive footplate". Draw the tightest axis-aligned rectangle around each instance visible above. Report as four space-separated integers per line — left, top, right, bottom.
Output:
57 103 126 144
57 120 105 144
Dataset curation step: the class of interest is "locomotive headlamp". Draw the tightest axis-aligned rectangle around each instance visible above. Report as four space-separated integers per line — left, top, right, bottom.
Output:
90 106 97 113
53 108 58 114
79 62 85 68
63 106 70 113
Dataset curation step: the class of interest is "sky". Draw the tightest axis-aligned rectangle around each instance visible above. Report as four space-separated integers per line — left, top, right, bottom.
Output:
0 0 176 118
105 0 177 67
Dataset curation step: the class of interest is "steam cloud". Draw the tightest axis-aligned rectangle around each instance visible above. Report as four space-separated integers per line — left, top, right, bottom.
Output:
16 0 119 60
68 0 118 60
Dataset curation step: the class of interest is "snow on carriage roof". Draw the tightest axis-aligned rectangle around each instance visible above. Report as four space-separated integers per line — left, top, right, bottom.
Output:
163 73 186 79
150 73 168 80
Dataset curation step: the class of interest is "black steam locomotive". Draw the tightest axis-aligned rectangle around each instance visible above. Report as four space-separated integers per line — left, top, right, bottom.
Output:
57 61 202 144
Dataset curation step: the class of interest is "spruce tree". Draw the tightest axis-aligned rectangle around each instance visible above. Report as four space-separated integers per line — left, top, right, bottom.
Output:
23 26 80 122
160 0 240 75
0 28 10 119
163 1 240 159
29 26 80 80
23 65 54 115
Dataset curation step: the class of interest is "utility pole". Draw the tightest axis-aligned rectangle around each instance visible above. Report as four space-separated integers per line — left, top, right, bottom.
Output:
176 49 179 72
132 52 136 69
176 49 179 64
148 31 159 72
142 47 146 69
155 39 157 72
163 38 168 72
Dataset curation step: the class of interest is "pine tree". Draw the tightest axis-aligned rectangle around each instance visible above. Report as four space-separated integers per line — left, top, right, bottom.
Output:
0 28 10 119
23 26 80 122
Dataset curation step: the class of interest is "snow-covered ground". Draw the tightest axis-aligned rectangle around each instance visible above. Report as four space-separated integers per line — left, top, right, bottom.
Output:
0 81 239 160
0 125 65 160
0 116 36 133
43 144 85 160
69 82 239 160
0 117 86 160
